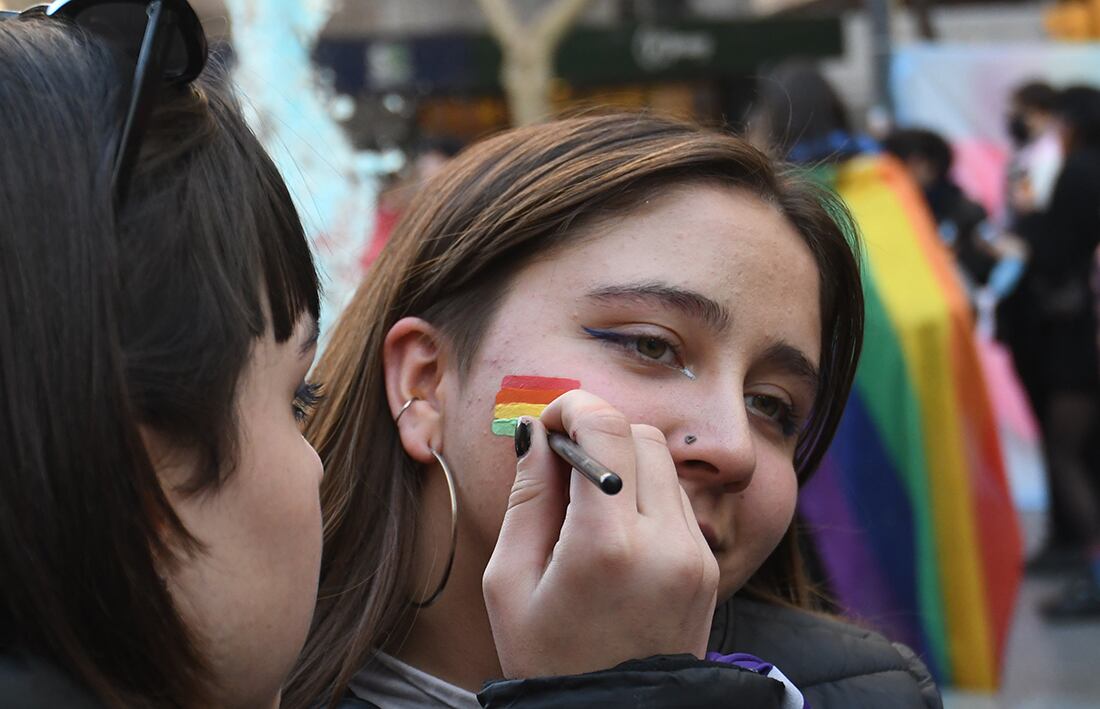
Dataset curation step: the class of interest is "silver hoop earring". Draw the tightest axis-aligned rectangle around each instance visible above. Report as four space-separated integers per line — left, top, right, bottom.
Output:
411 446 459 608
395 396 420 425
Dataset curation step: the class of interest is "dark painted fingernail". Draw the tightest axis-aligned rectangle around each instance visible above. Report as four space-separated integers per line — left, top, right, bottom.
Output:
514 418 532 458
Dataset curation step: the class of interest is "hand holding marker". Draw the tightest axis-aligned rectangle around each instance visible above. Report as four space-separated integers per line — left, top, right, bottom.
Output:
493 375 622 495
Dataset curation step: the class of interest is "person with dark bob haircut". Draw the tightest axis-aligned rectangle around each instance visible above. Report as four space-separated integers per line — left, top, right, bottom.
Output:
0 2 328 705
287 112 940 708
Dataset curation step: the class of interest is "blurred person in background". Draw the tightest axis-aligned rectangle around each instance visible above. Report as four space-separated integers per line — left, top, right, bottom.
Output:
360 137 463 269
998 81 1086 576
747 62 877 165
1011 85 1100 618
1007 81 1064 215
882 128 1025 311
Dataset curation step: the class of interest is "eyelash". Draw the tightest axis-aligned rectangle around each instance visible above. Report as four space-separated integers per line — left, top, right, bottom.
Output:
293 382 324 423
744 394 801 439
582 326 685 371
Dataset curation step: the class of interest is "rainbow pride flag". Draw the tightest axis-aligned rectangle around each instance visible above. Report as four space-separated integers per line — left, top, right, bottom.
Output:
799 155 1022 690
491 375 580 437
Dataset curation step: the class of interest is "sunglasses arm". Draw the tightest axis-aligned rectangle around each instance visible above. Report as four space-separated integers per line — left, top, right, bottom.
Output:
111 0 170 207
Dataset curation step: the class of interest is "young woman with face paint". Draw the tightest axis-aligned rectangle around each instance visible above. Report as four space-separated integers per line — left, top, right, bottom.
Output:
288 113 941 709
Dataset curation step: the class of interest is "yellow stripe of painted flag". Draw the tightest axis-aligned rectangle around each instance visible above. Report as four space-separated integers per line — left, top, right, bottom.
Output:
493 403 548 419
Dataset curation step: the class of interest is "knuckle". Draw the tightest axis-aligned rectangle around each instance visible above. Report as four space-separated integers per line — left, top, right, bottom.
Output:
573 405 632 440
482 564 508 603
482 563 502 597
551 389 589 407
506 472 545 508
666 552 707 592
588 530 634 573
630 424 668 447
702 553 720 589
653 538 717 598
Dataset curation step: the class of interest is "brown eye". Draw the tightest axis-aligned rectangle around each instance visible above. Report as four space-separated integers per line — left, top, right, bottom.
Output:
747 394 781 418
636 337 669 360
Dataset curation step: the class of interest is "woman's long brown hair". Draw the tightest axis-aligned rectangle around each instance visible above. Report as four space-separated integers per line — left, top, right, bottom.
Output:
285 112 864 707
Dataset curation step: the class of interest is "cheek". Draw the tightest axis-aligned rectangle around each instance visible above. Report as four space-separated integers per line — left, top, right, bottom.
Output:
166 425 323 704
242 429 325 604
719 456 798 598
745 459 798 549
445 382 526 553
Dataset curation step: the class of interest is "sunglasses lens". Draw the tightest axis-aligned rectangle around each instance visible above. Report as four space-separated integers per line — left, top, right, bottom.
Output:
70 3 191 81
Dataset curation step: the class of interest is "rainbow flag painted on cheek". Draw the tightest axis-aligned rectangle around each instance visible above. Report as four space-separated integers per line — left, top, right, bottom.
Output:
799 155 1022 691
491 375 580 437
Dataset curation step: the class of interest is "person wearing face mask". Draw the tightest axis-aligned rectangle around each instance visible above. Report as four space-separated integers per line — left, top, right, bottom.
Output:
1015 85 1100 619
1007 81 1064 216
998 81 1086 577
1002 84 1100 591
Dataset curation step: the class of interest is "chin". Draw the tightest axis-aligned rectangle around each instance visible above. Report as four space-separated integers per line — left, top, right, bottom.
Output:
715 573 746 603
715 556 755 602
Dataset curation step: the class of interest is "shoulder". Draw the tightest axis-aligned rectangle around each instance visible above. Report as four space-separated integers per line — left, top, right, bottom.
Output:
710 596 942 709
0 652 104 709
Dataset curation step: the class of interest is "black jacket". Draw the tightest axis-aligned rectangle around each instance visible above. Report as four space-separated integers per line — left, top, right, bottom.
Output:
341 598 941 708
339 655 789 708
477 598 942 708
1004 146 1100 394
710 596 942 709
476 654 788 708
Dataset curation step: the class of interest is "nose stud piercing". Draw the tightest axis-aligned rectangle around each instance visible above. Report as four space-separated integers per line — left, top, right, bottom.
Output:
684 434 697 445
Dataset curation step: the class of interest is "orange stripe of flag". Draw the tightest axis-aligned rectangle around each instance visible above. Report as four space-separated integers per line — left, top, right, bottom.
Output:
494 387 569 405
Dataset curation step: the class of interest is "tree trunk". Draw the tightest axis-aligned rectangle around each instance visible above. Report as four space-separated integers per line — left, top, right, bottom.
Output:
476 0 588 125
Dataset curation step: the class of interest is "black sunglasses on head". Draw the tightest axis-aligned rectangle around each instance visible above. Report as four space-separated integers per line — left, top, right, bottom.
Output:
1 0 208 206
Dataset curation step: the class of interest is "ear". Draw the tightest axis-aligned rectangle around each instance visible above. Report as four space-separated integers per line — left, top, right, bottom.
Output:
383 317 449 465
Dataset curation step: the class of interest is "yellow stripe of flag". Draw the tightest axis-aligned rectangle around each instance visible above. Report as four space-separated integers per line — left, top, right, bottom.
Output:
493 403 547 419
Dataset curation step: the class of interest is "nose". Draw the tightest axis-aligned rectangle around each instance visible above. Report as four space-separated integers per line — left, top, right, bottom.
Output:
671 397 757 494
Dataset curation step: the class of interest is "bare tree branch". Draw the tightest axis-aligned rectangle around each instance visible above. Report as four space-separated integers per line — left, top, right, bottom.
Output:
476 0 589 125
476 0 523 46
534 0 589 48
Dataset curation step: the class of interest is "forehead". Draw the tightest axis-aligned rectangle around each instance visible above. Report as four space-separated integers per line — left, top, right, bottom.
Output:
521 183 822 360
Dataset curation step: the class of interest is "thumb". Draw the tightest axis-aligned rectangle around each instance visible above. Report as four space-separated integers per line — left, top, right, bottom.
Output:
485 417 568 600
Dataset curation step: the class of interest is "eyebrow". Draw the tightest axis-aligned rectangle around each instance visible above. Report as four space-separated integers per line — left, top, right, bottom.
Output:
299 319 320 357
583 282 731 333
760 340 820 390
